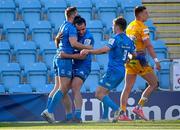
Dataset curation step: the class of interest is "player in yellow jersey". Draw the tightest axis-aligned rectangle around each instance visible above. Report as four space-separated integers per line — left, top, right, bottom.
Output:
119 6 161 121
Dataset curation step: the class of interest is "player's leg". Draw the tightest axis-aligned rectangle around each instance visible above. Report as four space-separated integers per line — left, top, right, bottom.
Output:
133 71 158 120
47 77 73 122
96 86 118 111
71 68 90 122
46 58 59 108
71 77 84 122
41 59 72 123
119 74 137 121
46 76 59 108
42 76 71 123
97 69 125 122
62 93 73 122
96 86 120 122
48 77 71 113
47 58 72 114
140 72 158 105
102 103 109 120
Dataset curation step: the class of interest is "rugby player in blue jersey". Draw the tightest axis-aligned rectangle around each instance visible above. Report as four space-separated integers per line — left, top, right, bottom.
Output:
58 16 94 123
81 16 135 122
41 7 92 123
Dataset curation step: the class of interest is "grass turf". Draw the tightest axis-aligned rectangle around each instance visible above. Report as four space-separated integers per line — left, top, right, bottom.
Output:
0 120 180 130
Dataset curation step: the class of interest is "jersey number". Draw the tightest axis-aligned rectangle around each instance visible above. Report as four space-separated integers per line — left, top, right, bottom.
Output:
122 50 128 61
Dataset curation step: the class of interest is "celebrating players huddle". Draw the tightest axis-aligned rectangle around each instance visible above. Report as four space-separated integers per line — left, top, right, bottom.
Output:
41 5 161 123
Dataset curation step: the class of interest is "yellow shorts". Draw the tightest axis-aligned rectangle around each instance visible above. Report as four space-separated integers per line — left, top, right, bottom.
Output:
126 60 153 76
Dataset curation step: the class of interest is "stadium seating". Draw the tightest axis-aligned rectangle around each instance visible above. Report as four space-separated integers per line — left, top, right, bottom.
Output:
94 40 107 49
0 41 11 64
96 53 108 71
0 84 5 93
86 20 104 43
0 0 174 93
82 73 100 92
15 41 37 68
94 41 108 71
0 0 16 25
40 41 56 69
157 60 171 91
42 0 67 30
4 21 26 48
118 0 142 23
42 84 54 93
143 0 180 58
25 62 47 92
132 76 146 91
91 61 100 75
152 40 167 57
116 80 124 92
145 19 156 40
31 20 52 48
117 0 142 9
67 0 93 20
16 0 41 27
80 61 100 92
147 40 167 66
116 76 146 92
92 0 118 29
0 63 21 92
8 84 32 93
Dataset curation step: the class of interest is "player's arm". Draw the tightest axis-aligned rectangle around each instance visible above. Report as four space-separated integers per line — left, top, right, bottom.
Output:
141 27 161 70
58 52 86 60
69 25 92 50
82 46 110 55
54 32 63 48
69 37 92 50
144 38 161 70
82 37 116 55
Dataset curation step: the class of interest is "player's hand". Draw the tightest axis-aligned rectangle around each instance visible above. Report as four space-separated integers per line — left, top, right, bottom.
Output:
86 45 93 50
78 53 87 60
58 51 65 58
56 32 63 40
80 49 89 55
155 62 161 70
55 32 63 48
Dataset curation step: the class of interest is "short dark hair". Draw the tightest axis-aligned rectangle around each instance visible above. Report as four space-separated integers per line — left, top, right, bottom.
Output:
135 6 147 17
73 15 86 26
65 7 77 18
113 16 127 31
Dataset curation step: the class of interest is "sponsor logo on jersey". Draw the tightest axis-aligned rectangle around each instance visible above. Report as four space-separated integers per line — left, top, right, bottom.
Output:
108 38 115 45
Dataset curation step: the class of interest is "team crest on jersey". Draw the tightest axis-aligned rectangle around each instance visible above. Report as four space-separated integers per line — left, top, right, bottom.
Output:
67 71 72 76
84 39 91 45
105 82 111 87
108 38 115 45
61 69 65 74
80 71 84 75
143 28 149 34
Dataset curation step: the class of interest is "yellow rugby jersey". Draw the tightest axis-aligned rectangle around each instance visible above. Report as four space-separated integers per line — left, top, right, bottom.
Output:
126 20 150 52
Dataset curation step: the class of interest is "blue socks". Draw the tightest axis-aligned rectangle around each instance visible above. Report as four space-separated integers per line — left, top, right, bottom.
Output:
102 96 119 111
102 103 109 119
66 113 73 120
74 109 81 120
46 97 52 108
48 90 63 113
